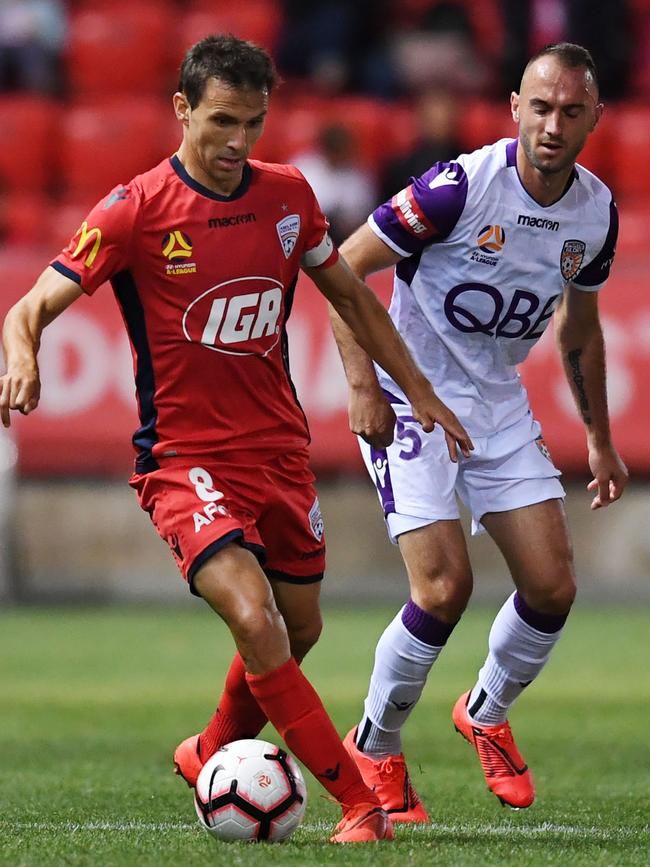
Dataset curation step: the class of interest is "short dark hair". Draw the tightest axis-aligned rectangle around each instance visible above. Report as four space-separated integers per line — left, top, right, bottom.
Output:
179 34 278 108
524 42 599 92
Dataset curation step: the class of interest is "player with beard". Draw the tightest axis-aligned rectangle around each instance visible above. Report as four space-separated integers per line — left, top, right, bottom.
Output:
329 43 627 818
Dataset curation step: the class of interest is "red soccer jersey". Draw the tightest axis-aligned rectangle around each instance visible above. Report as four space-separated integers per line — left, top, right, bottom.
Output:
52 156 338 471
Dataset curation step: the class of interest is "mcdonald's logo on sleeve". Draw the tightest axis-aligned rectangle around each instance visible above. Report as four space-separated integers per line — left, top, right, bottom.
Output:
70 222 103 268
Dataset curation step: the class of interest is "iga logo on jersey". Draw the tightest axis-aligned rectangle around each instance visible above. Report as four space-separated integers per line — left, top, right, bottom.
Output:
182 276 284 356
276 214 300 258
560 239 586 280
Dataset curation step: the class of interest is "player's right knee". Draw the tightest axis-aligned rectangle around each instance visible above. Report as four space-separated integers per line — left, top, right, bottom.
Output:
229 602 286 648
412 570 472 621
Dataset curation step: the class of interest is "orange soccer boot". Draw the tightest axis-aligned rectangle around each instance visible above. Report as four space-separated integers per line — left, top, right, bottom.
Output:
173 734 203 788
452 691 535 808
343 728 430 823
330 802 394 843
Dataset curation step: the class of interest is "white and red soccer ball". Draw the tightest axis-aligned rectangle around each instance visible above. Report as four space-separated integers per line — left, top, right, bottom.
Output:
194 739 307 842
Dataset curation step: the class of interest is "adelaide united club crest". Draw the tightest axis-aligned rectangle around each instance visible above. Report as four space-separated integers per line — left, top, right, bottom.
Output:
276 214 300 258
560 239 586 281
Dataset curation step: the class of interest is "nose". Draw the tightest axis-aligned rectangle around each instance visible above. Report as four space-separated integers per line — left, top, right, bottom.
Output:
227 125 248 151
545 110 563 138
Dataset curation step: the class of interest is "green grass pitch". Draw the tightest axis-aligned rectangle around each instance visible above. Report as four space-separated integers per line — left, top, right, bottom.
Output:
1 604 648 866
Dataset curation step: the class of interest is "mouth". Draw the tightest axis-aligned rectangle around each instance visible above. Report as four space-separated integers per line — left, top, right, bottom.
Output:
538 141 564 156
215 155 245 171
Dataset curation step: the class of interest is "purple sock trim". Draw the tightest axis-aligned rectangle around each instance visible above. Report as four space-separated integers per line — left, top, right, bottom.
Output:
401 598 457 646
513 591 569 634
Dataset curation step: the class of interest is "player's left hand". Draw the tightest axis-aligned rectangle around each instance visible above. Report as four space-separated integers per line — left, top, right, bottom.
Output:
587 443 628 509
409 389 474 463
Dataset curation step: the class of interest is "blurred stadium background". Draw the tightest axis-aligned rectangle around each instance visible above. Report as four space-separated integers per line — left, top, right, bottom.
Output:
1 0 649 606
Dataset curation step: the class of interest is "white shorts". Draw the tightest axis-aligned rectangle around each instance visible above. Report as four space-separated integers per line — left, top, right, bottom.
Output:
360 405 565 543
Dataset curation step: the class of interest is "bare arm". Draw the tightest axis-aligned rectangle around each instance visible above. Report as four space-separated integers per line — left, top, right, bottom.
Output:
326 225 403 448
554 284 628 508
1 267 83 427
307 228 473 460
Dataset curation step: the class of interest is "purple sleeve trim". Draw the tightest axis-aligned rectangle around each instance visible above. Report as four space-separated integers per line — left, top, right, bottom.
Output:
574 199 618 287
371 160 468 256
513 591 570 633
401 598 458 646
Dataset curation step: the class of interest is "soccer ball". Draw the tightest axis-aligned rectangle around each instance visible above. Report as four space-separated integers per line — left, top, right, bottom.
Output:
194 739 307 842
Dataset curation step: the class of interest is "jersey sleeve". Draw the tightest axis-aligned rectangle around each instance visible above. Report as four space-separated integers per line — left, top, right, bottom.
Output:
369 160 468 257
572 198 618 292
297 177 339 270
50 183 141 295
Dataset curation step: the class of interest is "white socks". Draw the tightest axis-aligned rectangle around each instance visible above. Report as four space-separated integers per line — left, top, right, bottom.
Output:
468 591 569 726
356 599 457 757
355 592 570 755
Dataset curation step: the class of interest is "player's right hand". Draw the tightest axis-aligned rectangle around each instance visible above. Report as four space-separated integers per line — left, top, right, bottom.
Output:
348 385 397 449
0 368 41 428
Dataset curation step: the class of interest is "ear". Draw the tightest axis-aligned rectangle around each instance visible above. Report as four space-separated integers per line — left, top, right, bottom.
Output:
510 91 520 124
173 92 190 123
592 102 604 131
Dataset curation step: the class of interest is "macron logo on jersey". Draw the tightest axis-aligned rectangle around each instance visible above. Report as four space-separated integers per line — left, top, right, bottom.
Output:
517 214 559 231
392 187 436 238
428 165 462 191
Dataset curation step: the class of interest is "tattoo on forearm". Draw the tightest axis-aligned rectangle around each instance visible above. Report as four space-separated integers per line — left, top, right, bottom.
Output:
567 348 592 424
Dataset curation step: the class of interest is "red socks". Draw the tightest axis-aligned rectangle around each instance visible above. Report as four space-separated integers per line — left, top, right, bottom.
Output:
246 656 377 809
199 653 268 761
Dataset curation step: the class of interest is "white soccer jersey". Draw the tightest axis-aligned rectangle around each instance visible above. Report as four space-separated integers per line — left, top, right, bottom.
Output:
370 138 618 435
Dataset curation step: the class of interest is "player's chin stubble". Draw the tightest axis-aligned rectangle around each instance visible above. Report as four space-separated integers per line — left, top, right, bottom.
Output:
521 130 580 176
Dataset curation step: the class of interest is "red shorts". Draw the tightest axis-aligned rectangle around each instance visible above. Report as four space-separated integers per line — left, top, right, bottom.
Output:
129 449 325 594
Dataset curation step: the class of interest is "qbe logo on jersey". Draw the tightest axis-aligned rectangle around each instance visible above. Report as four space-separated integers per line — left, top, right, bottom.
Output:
182 277 284 356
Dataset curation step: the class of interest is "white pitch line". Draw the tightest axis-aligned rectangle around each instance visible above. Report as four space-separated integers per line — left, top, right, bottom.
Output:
2 821 647 841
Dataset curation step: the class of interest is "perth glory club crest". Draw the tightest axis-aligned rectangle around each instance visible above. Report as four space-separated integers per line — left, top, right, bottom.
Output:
560 239 586 280
276 214 300 258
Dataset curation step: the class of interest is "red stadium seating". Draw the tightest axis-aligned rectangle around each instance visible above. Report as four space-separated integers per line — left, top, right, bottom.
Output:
66 3 176 97
609 104 650 202
617 203 650 254
253 98 326 164
184 0 284 50
256 96 414 176
0 193 50 247
575 109 615 190
46 198 94 253
59 99 170 200
0 96 58 194
459 100 516 152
